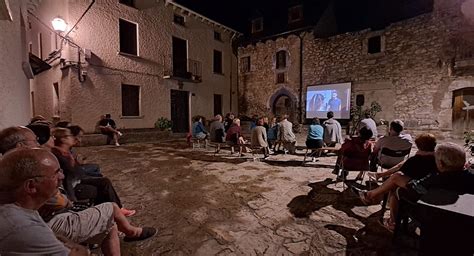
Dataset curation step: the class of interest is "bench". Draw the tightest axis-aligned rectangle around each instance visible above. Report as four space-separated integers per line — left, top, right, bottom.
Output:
190 138 208 149
302 146 340 163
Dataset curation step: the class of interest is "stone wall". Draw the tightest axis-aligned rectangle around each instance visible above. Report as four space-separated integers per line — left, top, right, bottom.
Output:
238 35 302 123
237 0 474 137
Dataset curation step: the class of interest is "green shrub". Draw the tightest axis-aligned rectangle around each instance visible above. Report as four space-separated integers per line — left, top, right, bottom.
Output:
155 117 172 131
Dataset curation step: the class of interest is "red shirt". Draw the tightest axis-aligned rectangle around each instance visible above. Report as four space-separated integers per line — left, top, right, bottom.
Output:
340 137 372 170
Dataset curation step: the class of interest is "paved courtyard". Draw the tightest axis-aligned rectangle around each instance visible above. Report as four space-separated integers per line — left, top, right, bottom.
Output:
78 139 405 255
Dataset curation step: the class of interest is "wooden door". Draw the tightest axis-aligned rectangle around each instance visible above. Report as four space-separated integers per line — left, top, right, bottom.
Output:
170 90 189 133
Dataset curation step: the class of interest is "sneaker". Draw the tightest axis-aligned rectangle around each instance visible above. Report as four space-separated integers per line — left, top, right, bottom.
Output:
115 142 120 146
312 157 318 163
263 155 270 160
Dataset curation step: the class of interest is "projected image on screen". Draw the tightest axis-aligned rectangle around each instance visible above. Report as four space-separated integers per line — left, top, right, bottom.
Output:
306 82 351 119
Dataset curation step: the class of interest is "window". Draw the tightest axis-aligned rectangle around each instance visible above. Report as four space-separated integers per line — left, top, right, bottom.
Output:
213 50 223 74
174 14 185 26
367 36 382 54
119 19 138 56
121 84 140 116
276 50 287 69
214 31 222 41
241 56 250 73
251 18 263 33
119 0 135 8
288 5 303 23
276 73 285 84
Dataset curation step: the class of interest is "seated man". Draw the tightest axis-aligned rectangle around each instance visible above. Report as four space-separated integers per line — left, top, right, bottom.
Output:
370 119 412 172
277 115 296 154
335 127 373 180
323 111 342 147
98 114 122 146
209 115 225 143
354 133 439 230
251 117 270 159
0 127 156 255
0 148 88 255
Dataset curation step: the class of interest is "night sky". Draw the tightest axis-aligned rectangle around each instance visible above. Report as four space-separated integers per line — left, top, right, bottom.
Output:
175 0 434 36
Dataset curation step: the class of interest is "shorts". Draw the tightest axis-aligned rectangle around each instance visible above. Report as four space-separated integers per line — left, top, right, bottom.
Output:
48 202 115 244
194 132 207 140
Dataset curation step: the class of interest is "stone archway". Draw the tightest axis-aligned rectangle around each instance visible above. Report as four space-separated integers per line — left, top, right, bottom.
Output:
269 88 298 122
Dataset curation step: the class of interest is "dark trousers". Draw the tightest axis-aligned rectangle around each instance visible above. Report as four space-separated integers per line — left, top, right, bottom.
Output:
75 177 122 208
79 164 103 177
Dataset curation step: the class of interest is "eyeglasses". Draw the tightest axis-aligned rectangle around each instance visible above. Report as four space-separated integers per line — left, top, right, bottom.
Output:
30 168 64 180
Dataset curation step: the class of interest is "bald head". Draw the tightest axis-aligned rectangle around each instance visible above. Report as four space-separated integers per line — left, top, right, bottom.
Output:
0 126 38 154
435 142 466 172
0 148 60 204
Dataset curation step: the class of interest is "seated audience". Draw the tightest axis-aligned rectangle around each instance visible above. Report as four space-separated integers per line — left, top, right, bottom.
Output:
354 133 439 230
323 111 342 147
26 122 55 149
52 128 135 217
68 125 102 177
209 115 225 143
191 116 209 140
335 127 373 179
251 117 270 159
266 117 278 150
223 113 235 132
358 111 378 139
98 114 122 146
0 127 156 255
278 115 296 154
225 118 246 153
370 119 412 172
306 118 324 161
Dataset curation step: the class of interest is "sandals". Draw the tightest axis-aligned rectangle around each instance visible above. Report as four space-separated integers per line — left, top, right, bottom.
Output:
350 186 371 205
124 227 157 242
121 208 136 217
380 218 395 232
367 172 379 182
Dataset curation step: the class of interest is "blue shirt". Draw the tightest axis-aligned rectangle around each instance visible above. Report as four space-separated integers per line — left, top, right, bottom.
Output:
192 122 207 136
307 124 324 140
328 98 341 111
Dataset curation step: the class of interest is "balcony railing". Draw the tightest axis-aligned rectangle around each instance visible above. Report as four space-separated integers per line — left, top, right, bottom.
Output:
163 54 202 83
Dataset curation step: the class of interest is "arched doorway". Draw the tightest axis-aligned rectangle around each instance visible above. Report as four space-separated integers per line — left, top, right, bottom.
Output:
452 87 474 134
269 88 298 123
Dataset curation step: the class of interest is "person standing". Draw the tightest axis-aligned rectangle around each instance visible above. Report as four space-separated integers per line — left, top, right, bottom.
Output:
326 91 341 111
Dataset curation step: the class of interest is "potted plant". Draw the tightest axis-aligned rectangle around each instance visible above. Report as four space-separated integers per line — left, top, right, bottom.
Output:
155 117 173 131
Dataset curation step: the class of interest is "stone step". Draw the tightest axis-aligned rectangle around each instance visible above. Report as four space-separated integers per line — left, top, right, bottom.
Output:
80 129 174 146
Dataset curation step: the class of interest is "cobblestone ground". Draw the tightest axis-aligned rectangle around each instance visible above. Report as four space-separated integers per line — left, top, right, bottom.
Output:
77 139 413 256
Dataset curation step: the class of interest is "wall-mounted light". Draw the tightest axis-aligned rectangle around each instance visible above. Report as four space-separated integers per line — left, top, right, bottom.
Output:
51 17 67 32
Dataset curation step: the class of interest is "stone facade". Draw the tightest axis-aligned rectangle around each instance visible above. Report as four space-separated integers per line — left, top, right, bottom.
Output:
29 0 239 132
0 0 32 129
238 0 474 136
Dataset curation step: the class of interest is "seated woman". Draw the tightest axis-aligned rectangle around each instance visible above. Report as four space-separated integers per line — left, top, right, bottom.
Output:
306 118 324 162
335 127 373 179
225 118 246 154
51 128 136 217
251 117 270 159
192 116 209 140
68 125 103 177
354 133 438 230
266 117 278 150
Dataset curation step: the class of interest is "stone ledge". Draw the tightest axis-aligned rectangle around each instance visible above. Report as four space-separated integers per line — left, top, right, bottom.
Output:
81 129 172 146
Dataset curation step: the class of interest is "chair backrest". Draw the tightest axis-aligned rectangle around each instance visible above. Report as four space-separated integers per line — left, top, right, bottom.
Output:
380 147 411 158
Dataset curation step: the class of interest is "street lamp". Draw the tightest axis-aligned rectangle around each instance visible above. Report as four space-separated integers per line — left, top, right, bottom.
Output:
51 17 67 32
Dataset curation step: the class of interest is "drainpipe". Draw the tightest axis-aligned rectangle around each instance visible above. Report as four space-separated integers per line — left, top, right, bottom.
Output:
298 32 305 124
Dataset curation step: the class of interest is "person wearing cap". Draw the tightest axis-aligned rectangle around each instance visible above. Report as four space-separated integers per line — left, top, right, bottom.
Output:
370 119 413 171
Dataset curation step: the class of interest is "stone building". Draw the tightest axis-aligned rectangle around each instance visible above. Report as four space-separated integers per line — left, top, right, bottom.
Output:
238 0 474 136
25 0 240 133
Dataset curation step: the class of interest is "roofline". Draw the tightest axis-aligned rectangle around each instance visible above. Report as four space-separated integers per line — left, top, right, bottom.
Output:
239 26 314 46
165 0 242 36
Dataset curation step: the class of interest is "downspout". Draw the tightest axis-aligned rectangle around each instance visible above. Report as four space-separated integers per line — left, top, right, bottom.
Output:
298 32 305 124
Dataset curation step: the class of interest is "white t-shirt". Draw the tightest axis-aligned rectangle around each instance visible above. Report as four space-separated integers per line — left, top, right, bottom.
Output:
0 204 69 255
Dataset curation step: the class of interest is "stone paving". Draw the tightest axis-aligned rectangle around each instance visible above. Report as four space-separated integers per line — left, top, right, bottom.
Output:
77 139 412 255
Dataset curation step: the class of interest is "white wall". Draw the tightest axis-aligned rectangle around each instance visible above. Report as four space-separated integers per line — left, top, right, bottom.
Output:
0 0 31 129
